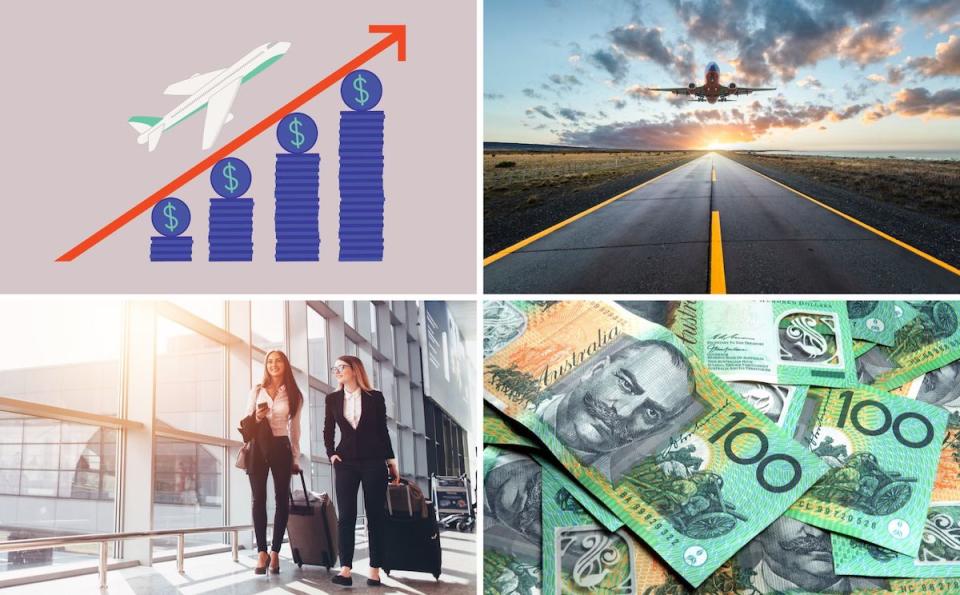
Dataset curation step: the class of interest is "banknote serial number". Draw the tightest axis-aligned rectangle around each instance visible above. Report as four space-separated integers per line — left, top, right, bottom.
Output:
791 499 879 530
709 411 802 493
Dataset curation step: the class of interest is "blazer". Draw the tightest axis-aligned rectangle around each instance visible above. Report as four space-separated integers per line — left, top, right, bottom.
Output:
324 388 396 462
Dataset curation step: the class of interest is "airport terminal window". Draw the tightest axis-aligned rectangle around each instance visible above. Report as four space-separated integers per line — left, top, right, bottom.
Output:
155 317 225 438
252 301 285 352
369 302 379 348
346 337 359 357
0 301 123 416
307 307 330 383
309 387 328 460
343 300 356 329
153 437 224 548
167 299 225 328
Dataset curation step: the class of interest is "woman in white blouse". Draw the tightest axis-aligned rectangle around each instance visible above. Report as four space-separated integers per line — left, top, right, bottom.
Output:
244 350 303 575
324 355 399 587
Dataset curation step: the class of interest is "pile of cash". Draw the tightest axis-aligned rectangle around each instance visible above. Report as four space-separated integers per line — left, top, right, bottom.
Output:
483 300 960 594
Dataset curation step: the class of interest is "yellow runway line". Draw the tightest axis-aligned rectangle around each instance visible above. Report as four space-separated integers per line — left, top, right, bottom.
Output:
483 157 703 266
710 210 726 294
729 158 960 279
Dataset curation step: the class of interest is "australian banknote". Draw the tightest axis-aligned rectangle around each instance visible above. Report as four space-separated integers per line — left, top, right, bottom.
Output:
485 402 539 449
668 300 858 387
786 385 948 555
533 453 623 533
833 372 960 578
847 301 918 347
484 300 828 587
856 301 960 391
484 445 542 595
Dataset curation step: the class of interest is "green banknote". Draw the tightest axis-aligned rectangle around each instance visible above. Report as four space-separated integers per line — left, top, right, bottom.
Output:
727 382 808 435
854 339 877 358
834 373 960 578
540 457 637 593
712 514 960 593
668 300 857 388
534 453 623 533
855 301 960 391
847 301 918 347
485 402 539 449
786 385 948 555
484 300 828 587
484 446 542 595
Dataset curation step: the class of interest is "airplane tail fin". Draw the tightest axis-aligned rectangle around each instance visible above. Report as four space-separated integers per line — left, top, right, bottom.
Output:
128 116 164 152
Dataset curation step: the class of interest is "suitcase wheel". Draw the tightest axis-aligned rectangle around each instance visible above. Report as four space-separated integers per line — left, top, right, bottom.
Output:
433 572 440 580
384 569 391 576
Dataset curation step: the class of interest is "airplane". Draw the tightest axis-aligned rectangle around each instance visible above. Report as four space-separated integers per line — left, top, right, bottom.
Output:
128 42 291 152
648 62 775 103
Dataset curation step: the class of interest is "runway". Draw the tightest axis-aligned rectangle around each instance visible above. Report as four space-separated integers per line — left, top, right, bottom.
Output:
483 153 960 293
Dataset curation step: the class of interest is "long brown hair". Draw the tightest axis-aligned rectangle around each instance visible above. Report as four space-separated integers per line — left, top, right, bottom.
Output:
261 350 303 417
336 355 373 391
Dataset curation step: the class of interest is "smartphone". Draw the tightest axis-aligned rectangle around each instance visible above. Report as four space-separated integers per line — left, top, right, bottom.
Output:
257 402 269 411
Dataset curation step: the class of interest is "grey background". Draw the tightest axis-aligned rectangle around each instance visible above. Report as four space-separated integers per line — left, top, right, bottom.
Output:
0 1 476 293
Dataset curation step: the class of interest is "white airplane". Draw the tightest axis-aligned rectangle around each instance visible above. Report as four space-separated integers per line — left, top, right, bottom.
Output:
128 42 291 152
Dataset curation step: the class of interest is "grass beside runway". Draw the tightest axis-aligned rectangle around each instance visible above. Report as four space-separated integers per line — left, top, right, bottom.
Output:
484 149 703 257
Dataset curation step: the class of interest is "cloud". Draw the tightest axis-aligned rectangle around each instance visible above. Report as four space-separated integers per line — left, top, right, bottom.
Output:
907 0 960 23
555 97 870 149
836 21 903 66
522 88 544 99
588 48 630 82
547 74 583 91
867 74 886 82
887 65 906 84
484 92 505 100
610 97 628 109
526 105 556 120
888 87 960 117
607 24 696 80
625 84 662 101
557 107 587 122
907 34 960 77
797 75 823 88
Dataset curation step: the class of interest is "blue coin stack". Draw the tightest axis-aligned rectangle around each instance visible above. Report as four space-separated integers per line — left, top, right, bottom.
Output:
208 197 254 261
338 110 385 261
274 153 321 261
150 197 193 262
208 157 254 261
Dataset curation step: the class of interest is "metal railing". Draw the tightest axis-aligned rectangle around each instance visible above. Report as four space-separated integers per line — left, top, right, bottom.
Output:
0 524 268 589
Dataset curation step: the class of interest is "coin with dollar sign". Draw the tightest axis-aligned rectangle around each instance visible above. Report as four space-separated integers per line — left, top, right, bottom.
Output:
341 69 382 111
210 157 252 198
277 112 318 154
151 197 191 237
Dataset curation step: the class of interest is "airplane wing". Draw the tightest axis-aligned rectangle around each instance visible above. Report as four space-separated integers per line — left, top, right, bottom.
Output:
201 78 241 150
164 69 225 96
729 87 776 96
647 87 701 96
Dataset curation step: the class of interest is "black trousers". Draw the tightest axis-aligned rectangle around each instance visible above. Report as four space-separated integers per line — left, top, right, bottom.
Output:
248 435 293 553
334 459 388 568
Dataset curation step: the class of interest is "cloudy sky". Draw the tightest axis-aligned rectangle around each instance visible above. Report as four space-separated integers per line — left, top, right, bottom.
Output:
484 0 960 150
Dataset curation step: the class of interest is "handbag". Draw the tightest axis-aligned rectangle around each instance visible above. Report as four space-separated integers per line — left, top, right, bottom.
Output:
235 442 250 470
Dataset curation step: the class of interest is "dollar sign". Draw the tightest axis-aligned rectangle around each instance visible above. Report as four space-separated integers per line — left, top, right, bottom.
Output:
163 201 179 232
289 116 305 149
353 73 369 107
223 161 239 194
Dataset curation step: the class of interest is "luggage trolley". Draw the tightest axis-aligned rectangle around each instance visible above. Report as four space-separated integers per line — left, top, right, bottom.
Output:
430 474 475 532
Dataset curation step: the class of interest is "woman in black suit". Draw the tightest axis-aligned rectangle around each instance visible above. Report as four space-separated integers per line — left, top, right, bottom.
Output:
325 355 399 587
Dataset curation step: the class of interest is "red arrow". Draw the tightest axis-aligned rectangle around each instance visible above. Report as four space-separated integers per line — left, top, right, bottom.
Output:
57 24 406 262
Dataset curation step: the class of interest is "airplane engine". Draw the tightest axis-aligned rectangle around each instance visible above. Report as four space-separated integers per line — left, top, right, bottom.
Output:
729 82 736 89
688 83 696 89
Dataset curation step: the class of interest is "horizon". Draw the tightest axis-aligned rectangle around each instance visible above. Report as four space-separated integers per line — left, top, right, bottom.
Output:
484 0 960 151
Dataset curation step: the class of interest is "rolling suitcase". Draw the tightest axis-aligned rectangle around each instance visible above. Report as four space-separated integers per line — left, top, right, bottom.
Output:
286 470 338 570
381 481 442 580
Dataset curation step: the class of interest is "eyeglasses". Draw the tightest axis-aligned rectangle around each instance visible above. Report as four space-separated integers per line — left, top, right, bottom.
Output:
331 364 349 373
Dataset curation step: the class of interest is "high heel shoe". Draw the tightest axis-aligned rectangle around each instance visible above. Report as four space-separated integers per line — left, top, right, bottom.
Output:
269 552 280 574
254 552 269 575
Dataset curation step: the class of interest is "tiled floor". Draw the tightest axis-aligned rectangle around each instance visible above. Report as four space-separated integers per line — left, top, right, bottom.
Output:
4 529 477 594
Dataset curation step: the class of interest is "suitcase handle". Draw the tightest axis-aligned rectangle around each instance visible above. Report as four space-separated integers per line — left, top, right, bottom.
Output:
291 469 310 508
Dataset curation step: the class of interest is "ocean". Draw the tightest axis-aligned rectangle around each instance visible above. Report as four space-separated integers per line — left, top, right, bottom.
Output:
756 150 960 161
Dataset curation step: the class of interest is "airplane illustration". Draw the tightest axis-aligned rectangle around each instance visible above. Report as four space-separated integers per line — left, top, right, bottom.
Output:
648 62 775 103
128 42 291 152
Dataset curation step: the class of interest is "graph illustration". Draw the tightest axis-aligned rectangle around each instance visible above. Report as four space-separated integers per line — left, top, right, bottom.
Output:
60 24 405 265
